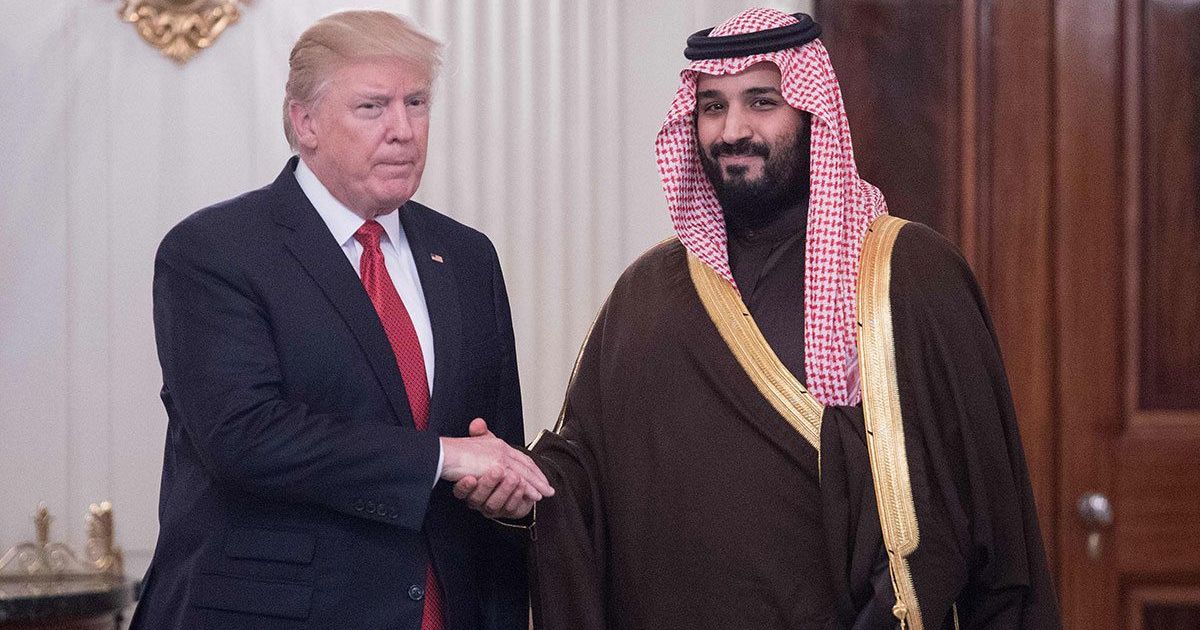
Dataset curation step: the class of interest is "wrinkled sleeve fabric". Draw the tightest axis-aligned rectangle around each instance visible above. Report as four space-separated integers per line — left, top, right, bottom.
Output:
527 299 612 630
887 223 1061 629
820 404 901 630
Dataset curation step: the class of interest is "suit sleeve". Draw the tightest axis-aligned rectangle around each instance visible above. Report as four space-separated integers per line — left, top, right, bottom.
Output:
153 220 440 531
475 240 533 630
485 240 524 447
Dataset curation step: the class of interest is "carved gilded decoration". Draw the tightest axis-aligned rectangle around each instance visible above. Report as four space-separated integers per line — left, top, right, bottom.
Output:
0 503 124 585
118 0 248 64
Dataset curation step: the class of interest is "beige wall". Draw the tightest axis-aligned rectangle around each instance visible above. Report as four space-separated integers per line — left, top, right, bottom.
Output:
0 0 810 573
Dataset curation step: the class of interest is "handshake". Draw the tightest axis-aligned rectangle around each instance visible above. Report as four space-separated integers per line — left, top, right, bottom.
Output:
439 419 553 520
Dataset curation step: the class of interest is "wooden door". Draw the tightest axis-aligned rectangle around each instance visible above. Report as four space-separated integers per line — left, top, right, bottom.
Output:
817 1 1200 628
1055 1 1200 628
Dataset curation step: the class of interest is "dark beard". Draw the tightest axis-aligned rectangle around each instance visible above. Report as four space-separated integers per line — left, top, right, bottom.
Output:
698 125 811 234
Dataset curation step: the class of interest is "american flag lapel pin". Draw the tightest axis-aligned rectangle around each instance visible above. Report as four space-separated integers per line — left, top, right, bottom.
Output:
430 253 444 263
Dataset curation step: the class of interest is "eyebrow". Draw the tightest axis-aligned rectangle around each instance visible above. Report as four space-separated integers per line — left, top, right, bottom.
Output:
744 86 782 97
696 86 782 100
353 85 430 97
354 91 392 101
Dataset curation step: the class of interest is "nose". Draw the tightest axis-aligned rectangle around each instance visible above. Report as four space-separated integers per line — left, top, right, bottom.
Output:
386 105 415 144
719 104 753 145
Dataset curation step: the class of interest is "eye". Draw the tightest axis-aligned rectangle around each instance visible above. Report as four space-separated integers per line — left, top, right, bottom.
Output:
700 101 725 114
751 97 779 109
406 95 431 114
356 102 384 117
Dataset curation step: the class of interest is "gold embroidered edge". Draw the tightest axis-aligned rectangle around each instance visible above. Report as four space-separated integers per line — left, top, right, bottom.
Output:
686 252 824 451
485 505 536 531
856 214 923 630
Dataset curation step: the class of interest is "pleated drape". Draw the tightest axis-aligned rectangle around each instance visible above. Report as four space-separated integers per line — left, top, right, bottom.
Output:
0 0 806 571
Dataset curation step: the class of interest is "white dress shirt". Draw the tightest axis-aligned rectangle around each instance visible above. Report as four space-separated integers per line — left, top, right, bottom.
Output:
294 159 443 482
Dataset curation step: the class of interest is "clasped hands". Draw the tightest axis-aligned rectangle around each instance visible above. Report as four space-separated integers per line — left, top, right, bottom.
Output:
439 419 552 520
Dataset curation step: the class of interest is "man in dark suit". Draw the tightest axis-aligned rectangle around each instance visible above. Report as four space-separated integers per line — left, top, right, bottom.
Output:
130 10 551 630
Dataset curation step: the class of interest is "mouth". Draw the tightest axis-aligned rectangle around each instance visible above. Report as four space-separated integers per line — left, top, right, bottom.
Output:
718 155 763 167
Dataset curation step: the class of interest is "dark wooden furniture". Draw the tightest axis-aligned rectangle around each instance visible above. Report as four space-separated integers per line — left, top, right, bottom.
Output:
0 577 135 629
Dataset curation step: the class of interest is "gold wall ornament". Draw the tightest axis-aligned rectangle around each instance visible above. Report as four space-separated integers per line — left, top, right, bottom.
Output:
0 502 124 580
85 502 125 577
118 0 248 64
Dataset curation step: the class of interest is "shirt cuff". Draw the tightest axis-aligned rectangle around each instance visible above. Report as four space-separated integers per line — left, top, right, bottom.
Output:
434 439 444 487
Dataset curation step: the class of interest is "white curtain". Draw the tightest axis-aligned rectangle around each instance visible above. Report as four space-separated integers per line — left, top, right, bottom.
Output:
0 0 808 571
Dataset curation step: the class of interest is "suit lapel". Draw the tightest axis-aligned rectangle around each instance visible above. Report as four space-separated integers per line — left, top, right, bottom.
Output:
399 203 462 435
268 159 416 429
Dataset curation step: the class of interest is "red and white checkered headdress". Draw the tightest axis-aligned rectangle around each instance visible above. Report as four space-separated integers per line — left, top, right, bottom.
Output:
656 7 887 406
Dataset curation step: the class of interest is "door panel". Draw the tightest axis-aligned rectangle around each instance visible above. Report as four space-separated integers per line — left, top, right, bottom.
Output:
1059 0 1200 628
1127 587 1200 630
1112 0 1200 626
1137 0 1200 409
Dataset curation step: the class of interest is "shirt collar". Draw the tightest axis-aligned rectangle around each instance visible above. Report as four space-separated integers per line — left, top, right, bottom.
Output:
725 197 809 245
294 158 405 249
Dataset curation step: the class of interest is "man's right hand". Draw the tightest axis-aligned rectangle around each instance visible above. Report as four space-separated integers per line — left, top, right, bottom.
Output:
440 419 553 519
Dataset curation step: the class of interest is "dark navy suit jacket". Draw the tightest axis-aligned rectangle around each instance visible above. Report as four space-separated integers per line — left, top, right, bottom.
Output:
130 158 528 630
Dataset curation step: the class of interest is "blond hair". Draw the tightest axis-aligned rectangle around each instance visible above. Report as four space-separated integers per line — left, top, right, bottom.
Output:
283 10 443 150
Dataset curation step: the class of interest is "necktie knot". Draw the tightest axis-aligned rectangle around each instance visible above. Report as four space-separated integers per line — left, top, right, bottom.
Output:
354 220 385 250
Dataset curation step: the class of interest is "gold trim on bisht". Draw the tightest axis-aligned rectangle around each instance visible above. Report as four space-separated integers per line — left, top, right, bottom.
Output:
687 251 824 451
856 214 922 630
118 0 247 64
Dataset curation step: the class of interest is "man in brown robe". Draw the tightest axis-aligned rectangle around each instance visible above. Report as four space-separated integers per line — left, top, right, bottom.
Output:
456 8 1061 629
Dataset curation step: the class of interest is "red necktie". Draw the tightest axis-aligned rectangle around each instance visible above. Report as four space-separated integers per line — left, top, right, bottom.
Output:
354 220 444 630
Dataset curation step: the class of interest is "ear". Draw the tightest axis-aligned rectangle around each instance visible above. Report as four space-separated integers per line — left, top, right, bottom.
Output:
288 100 319 151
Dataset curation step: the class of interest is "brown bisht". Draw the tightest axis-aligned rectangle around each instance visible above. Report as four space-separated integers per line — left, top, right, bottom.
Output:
527 217 1060 630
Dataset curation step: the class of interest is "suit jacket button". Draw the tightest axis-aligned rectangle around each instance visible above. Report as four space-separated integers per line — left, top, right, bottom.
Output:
353 499 365 512
408 584 425 601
